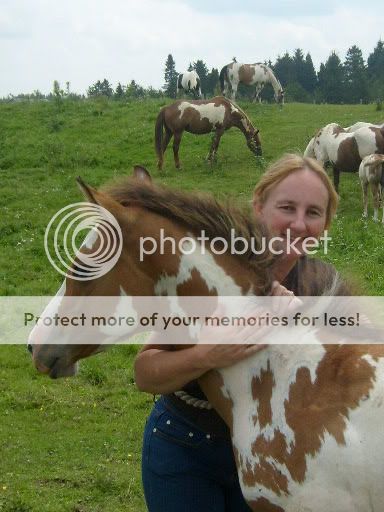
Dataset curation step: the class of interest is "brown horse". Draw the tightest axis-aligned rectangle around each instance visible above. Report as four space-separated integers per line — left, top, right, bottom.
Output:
29 169 384 512
155 96 262 170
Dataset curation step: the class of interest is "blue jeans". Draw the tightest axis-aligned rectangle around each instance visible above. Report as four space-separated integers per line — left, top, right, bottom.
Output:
142 397 251 512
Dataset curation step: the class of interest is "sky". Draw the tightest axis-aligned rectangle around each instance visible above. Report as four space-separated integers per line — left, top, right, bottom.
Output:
0 0 383 97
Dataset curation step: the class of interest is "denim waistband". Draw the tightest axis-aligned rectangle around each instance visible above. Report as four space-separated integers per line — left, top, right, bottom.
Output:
161 394 230 439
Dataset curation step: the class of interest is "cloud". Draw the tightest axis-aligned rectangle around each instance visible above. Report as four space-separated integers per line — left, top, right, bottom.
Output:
0 0 382 96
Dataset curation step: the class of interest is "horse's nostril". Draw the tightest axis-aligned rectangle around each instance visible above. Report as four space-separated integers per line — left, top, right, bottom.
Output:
27 344 33 355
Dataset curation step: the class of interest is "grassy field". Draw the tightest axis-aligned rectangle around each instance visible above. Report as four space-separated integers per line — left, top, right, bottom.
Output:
1 98 384 511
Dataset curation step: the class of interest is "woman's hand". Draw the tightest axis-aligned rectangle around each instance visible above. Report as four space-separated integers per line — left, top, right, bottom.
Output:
191 343 267 370
194 281 301 370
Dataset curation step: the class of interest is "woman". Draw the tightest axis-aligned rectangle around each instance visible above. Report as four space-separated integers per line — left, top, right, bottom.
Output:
134 154 342 512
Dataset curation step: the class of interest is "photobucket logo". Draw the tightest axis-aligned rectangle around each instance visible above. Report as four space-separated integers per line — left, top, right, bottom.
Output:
44 203 123 281
139 229 331 261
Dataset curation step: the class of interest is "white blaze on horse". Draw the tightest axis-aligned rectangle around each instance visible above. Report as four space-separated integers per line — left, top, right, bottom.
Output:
29 168 384 512
304 122 384 192
345 121 384 132
359 153 384 222
155 96 262 170
177 70 202 98
220 61 284 105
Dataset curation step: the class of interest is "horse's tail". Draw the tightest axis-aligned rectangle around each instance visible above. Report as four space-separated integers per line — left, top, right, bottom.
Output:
219 65 228 95
196 77 202 98
155 108 165 170
177 74 182 92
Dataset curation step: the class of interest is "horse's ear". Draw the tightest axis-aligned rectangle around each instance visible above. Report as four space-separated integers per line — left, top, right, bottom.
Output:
76 177 98 204
133 165 152 184
76 176 133 226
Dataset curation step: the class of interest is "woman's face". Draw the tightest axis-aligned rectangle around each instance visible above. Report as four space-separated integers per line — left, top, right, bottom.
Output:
254 169 329 261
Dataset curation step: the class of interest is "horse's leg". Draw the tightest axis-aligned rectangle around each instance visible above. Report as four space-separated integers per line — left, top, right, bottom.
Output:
157 129 173 170
381 186 384 223
333 168 340 194
173 131 183 169
371 182 379 222
162 128 172 154
207 129 223 163
231 81 238 100
253 84 262 103
361 180 369 218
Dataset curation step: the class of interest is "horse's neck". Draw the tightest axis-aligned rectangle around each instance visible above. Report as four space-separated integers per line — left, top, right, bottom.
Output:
231 108 252 137
266 68 282 93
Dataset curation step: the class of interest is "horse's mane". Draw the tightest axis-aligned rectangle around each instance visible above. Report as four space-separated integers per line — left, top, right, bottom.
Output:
228 99 254 128
102 178 275 288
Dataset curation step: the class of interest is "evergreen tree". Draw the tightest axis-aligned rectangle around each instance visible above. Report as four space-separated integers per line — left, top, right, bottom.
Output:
206 68 219 97
126 80 145 99
367 40 384 80
163 54 178 98
115 82 125 99
367 40 384 100
193 59 209 97
293 49 306 88
274 53 296 86
344 45 369 103
302 53 317 94
317 52 345 103
87 79 113 98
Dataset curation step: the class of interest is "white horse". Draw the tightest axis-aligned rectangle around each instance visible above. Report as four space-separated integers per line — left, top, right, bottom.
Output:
359 154 384 222
220 61 284 105
304 122 384 192
345 121 384 132
177 70 202 98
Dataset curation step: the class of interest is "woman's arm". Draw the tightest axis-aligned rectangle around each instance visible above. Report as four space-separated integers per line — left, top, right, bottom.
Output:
134 333 265 395
134 282 297 395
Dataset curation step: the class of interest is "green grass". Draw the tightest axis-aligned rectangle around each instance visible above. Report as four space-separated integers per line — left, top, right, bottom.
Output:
1 98 384 510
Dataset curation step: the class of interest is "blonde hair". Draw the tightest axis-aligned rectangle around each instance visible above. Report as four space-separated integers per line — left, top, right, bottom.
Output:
253 154 338 229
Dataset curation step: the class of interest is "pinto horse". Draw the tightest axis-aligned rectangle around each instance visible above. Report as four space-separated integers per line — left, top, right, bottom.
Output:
29 168 384 512
359 153 384 222
155 96 262 170
177 70 202 98
345 121 384 132
304 122 384 192
220 61 284 105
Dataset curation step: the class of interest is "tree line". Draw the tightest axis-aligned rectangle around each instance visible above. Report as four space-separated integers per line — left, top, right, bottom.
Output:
2 40 383 104
163 41 384 104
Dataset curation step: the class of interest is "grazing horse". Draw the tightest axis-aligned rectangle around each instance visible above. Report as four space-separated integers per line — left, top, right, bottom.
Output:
220 61 284 105
359 154 384 222
155 96 262 170
29 168 384 512
177 70 202 98
304 122 384 192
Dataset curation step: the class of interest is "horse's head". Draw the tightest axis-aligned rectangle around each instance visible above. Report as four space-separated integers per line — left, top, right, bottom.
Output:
303 137 316 158
247 127 262 156
276 89 285 106
29 167 275 377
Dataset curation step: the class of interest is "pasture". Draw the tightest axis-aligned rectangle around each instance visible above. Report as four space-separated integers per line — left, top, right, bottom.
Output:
1 98 384 511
